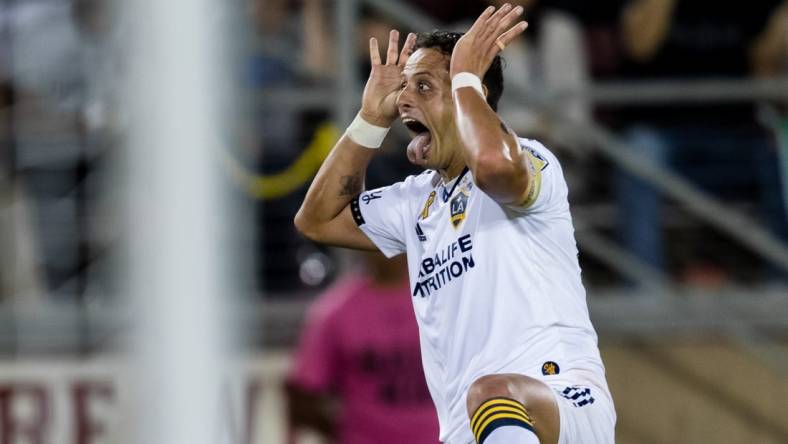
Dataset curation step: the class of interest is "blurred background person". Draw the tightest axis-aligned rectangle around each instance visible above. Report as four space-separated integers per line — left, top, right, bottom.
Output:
286 252 439 444
487 0 592 132
0 81 45 303
615 0 788 284
1 0 94 301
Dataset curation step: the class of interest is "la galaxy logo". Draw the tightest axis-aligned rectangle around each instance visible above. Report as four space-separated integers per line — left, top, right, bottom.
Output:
450 191 469 228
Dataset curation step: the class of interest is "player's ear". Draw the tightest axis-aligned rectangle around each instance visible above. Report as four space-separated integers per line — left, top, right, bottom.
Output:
482 84 488 99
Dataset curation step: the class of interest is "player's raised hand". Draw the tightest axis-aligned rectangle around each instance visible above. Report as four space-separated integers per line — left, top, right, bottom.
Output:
450 4 528 78
360 30 417 128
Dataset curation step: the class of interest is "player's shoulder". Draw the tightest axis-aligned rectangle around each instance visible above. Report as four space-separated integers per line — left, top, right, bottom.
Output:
513 137 570 213
517 137 559 169
403 169 440 187
392 169 441 196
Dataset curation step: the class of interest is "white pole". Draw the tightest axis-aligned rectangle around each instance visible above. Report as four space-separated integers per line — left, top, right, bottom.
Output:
122 0 228 442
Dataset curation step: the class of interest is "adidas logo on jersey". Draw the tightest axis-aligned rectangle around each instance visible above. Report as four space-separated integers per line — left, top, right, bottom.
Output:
415 223 427 242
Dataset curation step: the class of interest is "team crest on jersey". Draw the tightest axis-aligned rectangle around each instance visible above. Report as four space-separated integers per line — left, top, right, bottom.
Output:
450 191 469 228
420 191 436 220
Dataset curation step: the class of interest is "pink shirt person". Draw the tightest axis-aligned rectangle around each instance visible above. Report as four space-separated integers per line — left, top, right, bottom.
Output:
288 273 439 444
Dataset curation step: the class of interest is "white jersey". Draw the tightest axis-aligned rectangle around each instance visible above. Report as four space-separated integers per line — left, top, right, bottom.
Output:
351 138 611 443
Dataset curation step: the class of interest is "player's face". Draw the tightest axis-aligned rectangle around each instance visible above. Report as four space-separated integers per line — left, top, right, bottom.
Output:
397 48 461 172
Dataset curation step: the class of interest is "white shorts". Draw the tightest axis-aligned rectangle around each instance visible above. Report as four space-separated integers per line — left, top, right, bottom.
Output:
546 378 616 444
449 369 615 444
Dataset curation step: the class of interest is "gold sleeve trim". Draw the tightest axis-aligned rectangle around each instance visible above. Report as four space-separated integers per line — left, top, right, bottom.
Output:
519 149 543 208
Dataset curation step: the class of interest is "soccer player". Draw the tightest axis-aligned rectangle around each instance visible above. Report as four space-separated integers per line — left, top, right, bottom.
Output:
295 4 615 444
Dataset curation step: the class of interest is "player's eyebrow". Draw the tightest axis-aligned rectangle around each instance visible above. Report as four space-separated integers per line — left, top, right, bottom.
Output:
403 70 439 79
413 70 437 78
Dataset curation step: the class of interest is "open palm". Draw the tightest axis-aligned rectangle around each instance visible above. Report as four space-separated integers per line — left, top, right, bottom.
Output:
360 30 417 127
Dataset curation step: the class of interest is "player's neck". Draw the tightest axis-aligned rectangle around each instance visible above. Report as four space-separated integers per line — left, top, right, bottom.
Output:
438 154 467 183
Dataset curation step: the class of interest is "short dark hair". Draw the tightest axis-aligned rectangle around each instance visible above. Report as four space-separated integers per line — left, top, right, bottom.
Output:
413 30 504 111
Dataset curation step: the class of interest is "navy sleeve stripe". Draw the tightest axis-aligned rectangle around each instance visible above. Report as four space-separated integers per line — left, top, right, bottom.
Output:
350 194 365 226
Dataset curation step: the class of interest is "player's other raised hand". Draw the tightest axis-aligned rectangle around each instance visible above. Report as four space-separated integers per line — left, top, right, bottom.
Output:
450 4 528 79
360 30 417 128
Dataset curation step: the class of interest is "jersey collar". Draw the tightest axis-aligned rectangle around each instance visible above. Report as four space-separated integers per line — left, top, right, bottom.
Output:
440 166 470 202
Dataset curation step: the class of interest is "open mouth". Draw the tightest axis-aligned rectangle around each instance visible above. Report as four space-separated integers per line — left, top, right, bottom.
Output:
404 118 429 135
402 117 432 165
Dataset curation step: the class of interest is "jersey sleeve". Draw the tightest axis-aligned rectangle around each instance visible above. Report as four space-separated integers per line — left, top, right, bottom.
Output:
351 178 415 258
507 139 568 215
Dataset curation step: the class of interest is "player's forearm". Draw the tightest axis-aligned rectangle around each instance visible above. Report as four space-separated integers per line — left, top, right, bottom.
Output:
294 134 375 235
453 89 528 202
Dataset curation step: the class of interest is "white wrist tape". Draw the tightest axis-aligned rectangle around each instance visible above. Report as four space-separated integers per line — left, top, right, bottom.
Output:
451 72 484 97
346 113 390 149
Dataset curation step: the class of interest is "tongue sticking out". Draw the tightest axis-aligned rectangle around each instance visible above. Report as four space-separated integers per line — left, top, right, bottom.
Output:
407 132 432 165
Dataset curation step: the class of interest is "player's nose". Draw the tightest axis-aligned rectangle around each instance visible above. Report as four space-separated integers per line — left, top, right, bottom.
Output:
396 86 414 113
